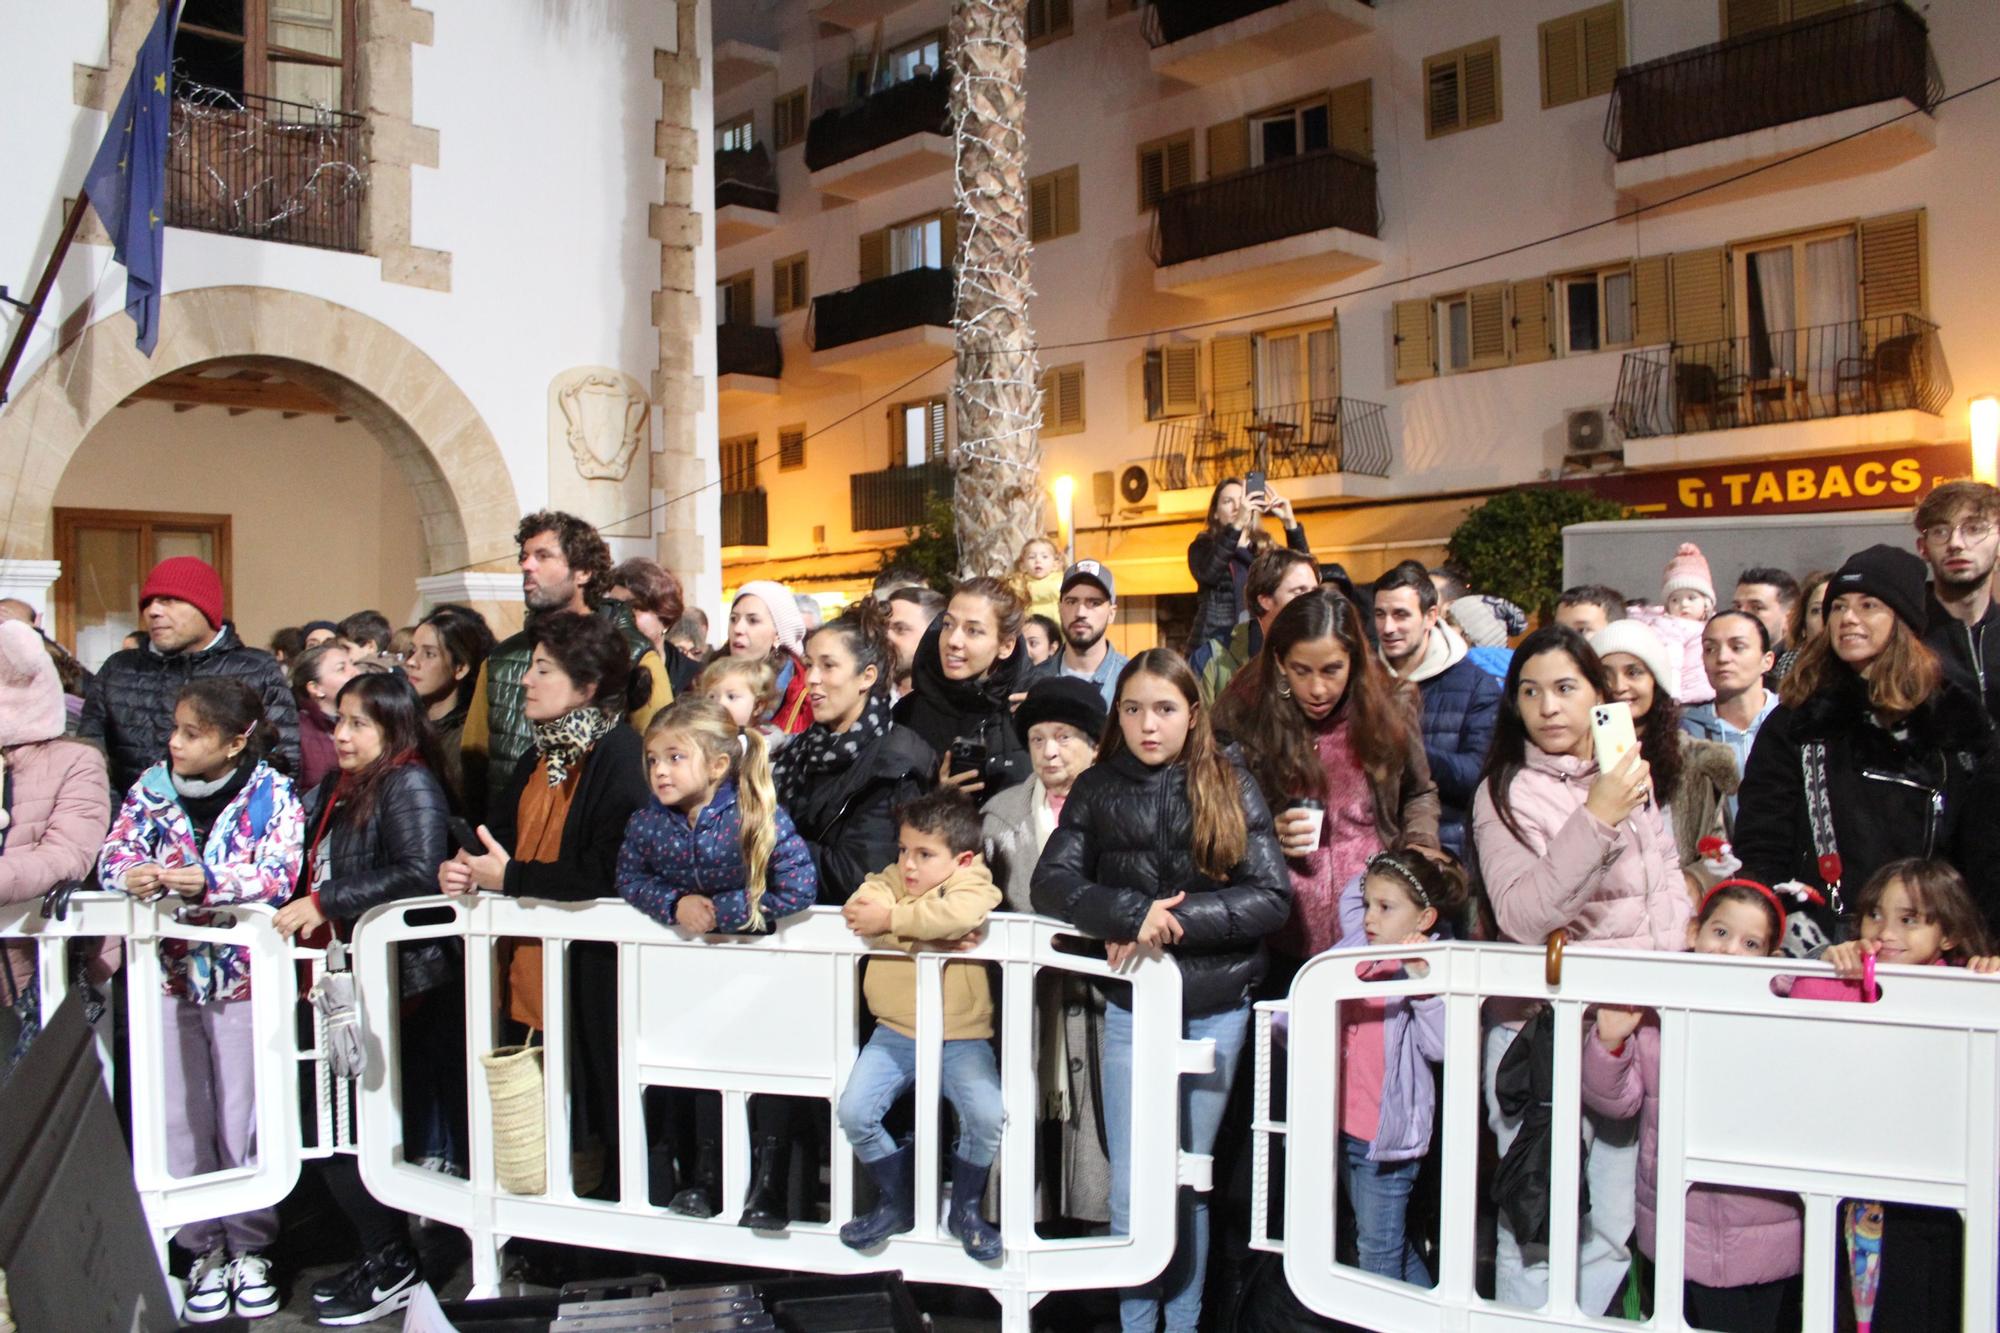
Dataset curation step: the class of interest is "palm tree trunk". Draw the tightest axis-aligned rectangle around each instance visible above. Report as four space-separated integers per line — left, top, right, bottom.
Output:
949 0 1042 578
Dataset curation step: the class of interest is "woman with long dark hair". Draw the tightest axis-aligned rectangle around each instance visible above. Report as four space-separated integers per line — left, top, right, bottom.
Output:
1184 476 1311 651
405 604 496 814
1033 649 1289 1333
1216 590 1439 969
894 576 1032 800
272 672 451 1327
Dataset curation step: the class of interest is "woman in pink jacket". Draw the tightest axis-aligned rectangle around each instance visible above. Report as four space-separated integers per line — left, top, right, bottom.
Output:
0 619 113 1081
1472 625 1689 1314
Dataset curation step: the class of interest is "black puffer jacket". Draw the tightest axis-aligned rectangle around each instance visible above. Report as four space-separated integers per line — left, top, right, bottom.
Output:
892 618 1031 797
79 624 299 797
1735 666 1992 945
1031 746 1290 1016
785 723 936 905
303 763 452 995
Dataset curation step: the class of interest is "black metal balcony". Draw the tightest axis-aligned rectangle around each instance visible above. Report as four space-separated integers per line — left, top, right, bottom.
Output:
722 489 769 547
167 86 365 253
1143 0 1369 47
1151 149 1377 269
1612 314 1950 439
850 461 953 533
804 72 951 173
715 143 777 212
807 267 955 353
717 323 781 379
1605 1 1937 162
1151 396 1391 492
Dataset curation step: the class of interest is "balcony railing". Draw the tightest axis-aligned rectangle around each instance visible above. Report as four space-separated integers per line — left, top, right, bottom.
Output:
1611 314 1950 439
1142 0 1368 47
1605 1 1937 162
1151 149 1378 269
850 461 953 533
807 267 955 353
722 489 769 547
1151 396 1391 492
716 143 778 212
804 72 951 173
717 323 782 379
167 86 366 253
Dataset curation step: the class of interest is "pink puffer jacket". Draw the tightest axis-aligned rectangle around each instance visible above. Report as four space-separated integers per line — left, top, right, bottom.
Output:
1582 1021 1802 1287
1472 747 1689 950
1 739 114 993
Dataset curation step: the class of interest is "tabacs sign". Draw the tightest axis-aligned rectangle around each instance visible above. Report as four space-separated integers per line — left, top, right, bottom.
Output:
1573 443 1971 518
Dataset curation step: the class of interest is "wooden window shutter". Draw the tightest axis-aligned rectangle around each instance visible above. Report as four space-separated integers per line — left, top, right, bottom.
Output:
1208 118 1249 179
1467 284 1510 369
1054 166 1081 236
1027 0 1073 45
1029 174 1056 242
1137 133 1192 210
939 210 958 266
725 271 754 326
1511 278 1553 363
1138 145 1166 211
1427 40 1500 136
1042 364 1085 435
1541 16 1583 108
773 254 808 315
778 425 806 471
1210 336 1255 415
1162 344 1200 416
927 399 949 460
773 88 807 149
1790 0 1852 16
1668 248 1731 345
1330 80 1372 159
1392 299 1436 382
1582 6 1622 97
1631 255 1671 344
1723 0 1786 38
859 229 889 284
1462 44 1500 129
1859 210 1926 319
1425 58 1462 137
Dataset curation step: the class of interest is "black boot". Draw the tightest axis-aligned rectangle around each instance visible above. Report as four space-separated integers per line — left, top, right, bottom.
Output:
839 1145 915 1250
668 1137 720 1218
738 1133 791 1230
947 1155 1001 1261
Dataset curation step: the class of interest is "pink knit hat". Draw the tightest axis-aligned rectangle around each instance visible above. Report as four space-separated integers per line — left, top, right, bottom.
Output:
0 620 65 748
1661 542 1715 604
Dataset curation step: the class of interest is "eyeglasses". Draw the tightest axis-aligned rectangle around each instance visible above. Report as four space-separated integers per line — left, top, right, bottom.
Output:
1922 519 1997 544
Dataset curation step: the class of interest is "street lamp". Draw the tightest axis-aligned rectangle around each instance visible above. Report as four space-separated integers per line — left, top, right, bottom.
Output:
1973 396 2000 486
1052 474 1076 563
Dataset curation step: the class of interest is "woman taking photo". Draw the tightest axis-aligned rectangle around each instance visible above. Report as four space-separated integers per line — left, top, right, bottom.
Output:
1033 650 1289 1333
439 610 652 1198
1216 590 1439 971
1472 625 1686 1315
728 580 814 734
1184 477 1311 651
404 604 496 814
1735 545 1991 950
272 673 452 1327
894 576 1032 800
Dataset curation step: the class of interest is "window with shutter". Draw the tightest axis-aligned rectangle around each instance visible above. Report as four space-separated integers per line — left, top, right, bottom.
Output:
1028 166 1081 243
1669 248 1732 346
773 88 807 149
1146 345 1200 419
1393 299 1436 382
1467 284 1510 369
1425 39 1502 138
778 424 807 472
1208 118 1250 179
1723 0 1847 38
1027 0 1073 46
719 271 754 327
1330 80 1372 159
1540 5 1622 109
1513 278 1553 363
773 253 809 315
1632 255 1671 345
859 230 889 284
716 112 754 155
721 434 760 493
1858 210 1925 319
891 396 950 467
1210 336 1255 415
1136 131 1195 211
1041 363 1086 436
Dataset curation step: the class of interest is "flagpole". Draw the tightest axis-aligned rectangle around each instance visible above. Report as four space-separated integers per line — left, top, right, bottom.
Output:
0 192 92 407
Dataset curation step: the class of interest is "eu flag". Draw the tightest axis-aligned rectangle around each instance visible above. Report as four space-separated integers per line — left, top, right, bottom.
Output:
82 0 181 355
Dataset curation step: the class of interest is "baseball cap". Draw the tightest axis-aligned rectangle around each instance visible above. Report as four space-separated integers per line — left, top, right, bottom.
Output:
1059 560 1115 600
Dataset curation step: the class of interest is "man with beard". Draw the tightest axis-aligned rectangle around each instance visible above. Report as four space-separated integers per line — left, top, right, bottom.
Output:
459 510 668 821
883 585 945 703
1025 560 1127 708
1918 480 2000 719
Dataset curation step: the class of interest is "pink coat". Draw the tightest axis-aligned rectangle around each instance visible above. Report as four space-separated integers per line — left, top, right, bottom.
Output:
1472 747 1689 950
1 739 114 993
1629 608 1714 707
1582 1021 1802 1287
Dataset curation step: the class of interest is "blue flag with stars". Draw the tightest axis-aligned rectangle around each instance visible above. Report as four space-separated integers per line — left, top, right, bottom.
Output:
82 0 181 355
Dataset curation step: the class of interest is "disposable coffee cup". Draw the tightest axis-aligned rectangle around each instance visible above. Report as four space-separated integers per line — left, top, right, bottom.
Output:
1284 798 1326 844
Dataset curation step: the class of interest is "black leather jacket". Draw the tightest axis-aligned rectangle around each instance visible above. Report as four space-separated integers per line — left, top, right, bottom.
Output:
784 723 937 905
303 764 452 995
1031 747 1290 1016
79 624 299 797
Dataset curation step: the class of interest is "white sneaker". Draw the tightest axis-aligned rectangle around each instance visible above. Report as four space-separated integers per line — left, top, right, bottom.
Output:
183 1247 232 1324
231 1252 279 1320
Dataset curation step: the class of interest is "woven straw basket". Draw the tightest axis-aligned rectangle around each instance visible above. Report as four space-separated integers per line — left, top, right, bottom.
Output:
479 1044 546 1195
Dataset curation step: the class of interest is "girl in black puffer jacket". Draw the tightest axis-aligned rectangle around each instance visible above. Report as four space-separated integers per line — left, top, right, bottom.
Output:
1032 648 1288 1333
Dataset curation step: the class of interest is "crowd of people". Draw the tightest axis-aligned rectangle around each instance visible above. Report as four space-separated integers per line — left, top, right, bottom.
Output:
1 475 1997 1332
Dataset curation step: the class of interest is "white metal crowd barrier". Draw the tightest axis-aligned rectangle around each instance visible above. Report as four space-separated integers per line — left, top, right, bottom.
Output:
1253 940 2000 1331
349 898 1212 1329
0 893 353 1261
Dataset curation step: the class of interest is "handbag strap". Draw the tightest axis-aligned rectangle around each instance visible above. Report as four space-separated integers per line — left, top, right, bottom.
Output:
1800 740 1844 914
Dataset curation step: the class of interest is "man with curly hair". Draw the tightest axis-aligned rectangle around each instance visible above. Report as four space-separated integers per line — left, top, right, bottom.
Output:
459 511 668 820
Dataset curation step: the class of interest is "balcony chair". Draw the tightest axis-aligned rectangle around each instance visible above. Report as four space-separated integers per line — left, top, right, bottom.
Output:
1836 331 1921 413
1673 360 1744 433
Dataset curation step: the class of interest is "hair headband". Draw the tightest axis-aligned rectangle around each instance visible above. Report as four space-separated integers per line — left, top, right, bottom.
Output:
1366 852 1431 910
1699 876 1826 939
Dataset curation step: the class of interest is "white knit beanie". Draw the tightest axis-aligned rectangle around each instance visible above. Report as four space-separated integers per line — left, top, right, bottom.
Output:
0 620 64 750
732 580 807 655
1590 619 1674 694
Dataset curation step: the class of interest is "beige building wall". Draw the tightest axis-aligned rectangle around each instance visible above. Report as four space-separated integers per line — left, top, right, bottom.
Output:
54 402 426 660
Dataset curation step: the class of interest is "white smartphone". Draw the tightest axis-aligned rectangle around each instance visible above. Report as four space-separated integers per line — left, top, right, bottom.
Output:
1589 700 1639 774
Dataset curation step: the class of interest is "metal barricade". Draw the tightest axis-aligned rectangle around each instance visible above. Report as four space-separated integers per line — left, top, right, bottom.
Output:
1253 941 2000 1330
349 898 1214 1329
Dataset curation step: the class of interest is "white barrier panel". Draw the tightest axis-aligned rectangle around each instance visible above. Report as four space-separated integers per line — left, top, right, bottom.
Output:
349 898 1212 1329
1258 942 2000 1331
0 894 309 1245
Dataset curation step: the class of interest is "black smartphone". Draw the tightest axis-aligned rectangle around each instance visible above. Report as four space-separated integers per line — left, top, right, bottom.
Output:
1245 469 1267 504
949 739 988 782
448 817 482 857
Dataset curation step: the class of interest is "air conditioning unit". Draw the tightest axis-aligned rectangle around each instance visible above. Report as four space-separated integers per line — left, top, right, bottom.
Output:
1117 463 1162 513
1563 408 1619 471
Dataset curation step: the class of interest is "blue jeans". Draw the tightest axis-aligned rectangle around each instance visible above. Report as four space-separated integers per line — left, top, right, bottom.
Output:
836 1027 1004 1167
1103 1001 1250 1333
1340 1133 1431 1286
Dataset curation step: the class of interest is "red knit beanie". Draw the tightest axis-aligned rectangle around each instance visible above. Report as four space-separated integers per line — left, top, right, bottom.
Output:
140 556 225 630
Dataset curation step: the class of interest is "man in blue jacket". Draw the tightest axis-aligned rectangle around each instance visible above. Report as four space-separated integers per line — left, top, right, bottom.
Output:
1372 560 1499 859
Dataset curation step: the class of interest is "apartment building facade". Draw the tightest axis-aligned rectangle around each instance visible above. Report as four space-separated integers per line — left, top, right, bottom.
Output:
712 0 1994 647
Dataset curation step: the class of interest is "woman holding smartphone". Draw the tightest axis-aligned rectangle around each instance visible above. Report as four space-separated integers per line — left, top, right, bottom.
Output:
1183 476 1312 653
1471 625 1687 1315
892 576 1032 800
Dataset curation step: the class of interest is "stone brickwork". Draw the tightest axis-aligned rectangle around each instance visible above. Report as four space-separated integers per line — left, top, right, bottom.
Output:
650 0 707 591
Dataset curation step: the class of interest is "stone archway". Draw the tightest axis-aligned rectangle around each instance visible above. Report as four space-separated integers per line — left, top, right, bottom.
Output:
0 285 516 576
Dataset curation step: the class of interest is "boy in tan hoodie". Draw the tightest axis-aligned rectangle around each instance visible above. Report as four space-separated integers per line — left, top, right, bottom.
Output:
836 791 1004 1259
